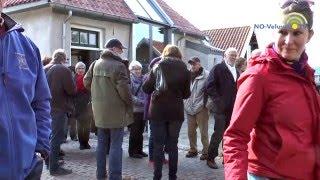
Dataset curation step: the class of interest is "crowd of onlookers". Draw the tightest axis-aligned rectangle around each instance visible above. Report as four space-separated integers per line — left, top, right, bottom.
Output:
41 38 248 179
1 1 319 179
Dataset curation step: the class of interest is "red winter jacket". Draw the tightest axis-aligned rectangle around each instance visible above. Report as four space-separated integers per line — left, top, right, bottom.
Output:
223 46 320 180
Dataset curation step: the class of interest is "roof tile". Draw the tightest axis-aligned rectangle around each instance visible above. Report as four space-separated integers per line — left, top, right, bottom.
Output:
203 26 251 55
156 0 203 37
5 0 137 22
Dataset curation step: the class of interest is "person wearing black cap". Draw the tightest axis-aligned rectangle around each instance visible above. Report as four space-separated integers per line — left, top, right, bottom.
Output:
84 38 133 180
184 57 210 160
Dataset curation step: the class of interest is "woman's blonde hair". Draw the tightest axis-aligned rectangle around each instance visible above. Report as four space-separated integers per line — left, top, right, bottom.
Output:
162 45 182 59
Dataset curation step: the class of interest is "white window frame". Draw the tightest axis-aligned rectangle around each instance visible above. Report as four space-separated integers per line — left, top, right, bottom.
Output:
70 24 103 51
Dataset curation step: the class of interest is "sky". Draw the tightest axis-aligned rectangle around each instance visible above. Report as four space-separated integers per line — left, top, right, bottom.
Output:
163 0 320 68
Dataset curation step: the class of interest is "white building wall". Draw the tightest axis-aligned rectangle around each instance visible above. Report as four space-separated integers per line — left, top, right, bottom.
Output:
9 7 131 62
9 7 54 58
173 33 219 71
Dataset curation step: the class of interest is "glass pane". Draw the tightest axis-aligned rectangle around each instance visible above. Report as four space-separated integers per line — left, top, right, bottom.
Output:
71 30 79 44
138 0 164 23
89 33 97 46
80 32 88 45
133 23 151 72
125 0 150 19
152 26 165 54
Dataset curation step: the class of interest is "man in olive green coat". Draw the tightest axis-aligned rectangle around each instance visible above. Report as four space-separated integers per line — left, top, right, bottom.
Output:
84 38 133 180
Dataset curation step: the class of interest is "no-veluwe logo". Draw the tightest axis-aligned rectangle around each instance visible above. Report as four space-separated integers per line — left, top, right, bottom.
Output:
255 12 308 30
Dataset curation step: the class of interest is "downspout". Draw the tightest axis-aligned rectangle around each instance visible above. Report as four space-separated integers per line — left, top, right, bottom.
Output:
62 10 72 65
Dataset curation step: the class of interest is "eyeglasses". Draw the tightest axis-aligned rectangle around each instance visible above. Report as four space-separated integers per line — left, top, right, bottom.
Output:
280 0 314 9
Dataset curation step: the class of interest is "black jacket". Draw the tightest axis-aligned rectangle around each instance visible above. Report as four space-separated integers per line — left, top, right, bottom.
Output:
206 61 239 115
143 57 191 122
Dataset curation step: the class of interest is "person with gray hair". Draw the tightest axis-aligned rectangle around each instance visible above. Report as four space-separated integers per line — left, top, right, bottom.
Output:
128 60 148 158
205 47 240 169
44 49 76 176
74 61 92 150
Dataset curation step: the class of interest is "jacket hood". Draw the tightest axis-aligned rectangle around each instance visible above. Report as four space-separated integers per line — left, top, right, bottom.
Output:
1 13 24 33
100 49 128 67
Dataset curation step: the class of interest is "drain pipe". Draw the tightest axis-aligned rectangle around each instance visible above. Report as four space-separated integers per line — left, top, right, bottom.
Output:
62 10 72 65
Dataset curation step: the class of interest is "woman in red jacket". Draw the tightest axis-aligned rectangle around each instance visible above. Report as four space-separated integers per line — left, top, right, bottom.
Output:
223 1 320 180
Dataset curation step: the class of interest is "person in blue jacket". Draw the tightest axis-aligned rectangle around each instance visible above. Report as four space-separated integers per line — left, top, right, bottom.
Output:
0 9 52 180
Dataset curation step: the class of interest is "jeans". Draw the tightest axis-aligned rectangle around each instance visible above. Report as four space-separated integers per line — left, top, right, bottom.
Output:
25 155 43 180
129 112 145 155
149 120 154 161
49 111 68 171
96 128 124 180
247 173 270 180
152 120 183 180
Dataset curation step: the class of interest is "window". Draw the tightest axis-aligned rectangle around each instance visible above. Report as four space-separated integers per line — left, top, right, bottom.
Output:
125 0 165 23
71 28 99 48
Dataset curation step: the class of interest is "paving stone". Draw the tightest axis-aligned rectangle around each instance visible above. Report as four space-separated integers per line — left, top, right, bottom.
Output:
41 118 224 180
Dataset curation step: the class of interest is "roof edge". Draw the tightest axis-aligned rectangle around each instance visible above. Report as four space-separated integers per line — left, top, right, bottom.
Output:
50 2 138 24
3 0 50 14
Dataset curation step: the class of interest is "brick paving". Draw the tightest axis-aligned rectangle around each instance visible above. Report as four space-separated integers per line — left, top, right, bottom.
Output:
41 118 224 180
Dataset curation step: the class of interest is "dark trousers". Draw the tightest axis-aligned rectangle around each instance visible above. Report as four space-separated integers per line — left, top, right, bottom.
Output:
207 113 231 161
152 120 183 180
129 112 145 155
77 116 91 146
25 156 43 180
49 112 68 172
68 117 77 139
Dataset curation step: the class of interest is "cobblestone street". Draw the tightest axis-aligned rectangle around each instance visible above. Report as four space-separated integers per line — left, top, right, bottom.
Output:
42 118 224 180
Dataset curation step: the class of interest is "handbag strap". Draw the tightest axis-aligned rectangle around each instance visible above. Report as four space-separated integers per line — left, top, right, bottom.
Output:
134 81 143 96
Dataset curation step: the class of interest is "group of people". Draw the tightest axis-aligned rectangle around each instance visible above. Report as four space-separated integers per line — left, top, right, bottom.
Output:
1 0 319 180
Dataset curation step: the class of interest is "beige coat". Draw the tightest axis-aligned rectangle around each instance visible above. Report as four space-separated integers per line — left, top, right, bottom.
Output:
184 69 209 115
84 50 133 128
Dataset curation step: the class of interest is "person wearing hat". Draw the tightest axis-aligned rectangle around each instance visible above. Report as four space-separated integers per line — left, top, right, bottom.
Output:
84 38 133 180
184 57 210 160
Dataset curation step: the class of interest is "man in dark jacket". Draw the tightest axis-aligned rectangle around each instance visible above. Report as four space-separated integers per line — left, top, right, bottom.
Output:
45 49 76 175
206 47 239 169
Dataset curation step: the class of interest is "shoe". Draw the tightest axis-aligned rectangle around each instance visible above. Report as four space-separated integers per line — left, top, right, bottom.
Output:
85 144 91 149
79 144 86 150
129 154 143 158
207 160 219 169
80 143 91 150
200 154 208 160
50 167 72 176
71 137 78 141
139 151 148 157
185 151 198 158
59 150 65 157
